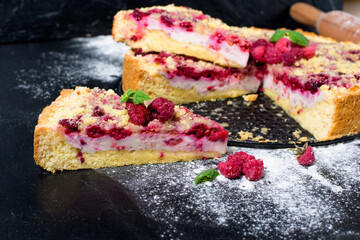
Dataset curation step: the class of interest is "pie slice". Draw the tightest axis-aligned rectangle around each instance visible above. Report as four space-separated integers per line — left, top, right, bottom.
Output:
122 49 262 104
112 4 250 68
34 87 228 172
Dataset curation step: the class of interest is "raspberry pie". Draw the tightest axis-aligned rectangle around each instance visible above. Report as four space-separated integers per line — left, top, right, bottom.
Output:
34 87 228 172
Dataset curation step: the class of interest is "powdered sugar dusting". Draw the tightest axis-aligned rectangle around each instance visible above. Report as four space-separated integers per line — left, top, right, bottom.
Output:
97 139 360 238
16 36 129 99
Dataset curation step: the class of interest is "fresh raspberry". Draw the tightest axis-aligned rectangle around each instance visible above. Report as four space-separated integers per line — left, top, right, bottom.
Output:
291 47 303 60
227 151 255 166
264 47 282 64
251 38 268 48
297 145 315 166
302 44 317 59
275 37 291 53
282 52 297 66
218 158 243 179
148 97 175 122
126 102 151 126
242 159 264 181
251 46 266 62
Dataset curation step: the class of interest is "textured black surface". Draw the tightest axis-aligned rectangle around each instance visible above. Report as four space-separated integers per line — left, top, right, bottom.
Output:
0 0 342 43
1 37 359 239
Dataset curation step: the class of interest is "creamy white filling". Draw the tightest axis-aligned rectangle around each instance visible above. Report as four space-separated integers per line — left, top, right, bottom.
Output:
165 74 260 95
145 17 248 67
65 133 227 154
263 74 326 108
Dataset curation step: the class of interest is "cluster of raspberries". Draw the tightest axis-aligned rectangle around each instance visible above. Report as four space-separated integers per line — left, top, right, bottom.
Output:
251 38 316 66
218 151 264 181
126 97 175 125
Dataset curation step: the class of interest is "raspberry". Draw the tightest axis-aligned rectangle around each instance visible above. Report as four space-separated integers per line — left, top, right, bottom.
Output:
218 158 243 179
160 15 174 27
109 127 132 140
227 151 255 166
92 106 105 117
282 52 297 66
86 125 106 138
251 46 266 62
207 128 228 142
264 47 282 64
186 123 208 138
303 44 317 59
297 145 315 166
59 119 79 134
179 21 193 32
126 102 151 126
148 97 175 122
251 38 268 48
275 37 291 53
291 47 303 60
243 159 264 181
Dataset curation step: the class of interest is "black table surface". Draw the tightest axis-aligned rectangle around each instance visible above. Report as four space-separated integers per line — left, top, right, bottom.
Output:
1 36 360 239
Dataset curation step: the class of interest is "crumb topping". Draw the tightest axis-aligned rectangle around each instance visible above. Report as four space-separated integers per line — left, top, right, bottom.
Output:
54 87 226 142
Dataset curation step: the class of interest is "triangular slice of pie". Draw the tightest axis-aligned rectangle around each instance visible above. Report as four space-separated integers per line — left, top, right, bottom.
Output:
34 87 228 172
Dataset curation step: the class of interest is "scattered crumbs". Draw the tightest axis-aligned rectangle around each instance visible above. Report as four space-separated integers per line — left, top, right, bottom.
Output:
298 136 308 142
243 94 258 102
220 123 229 128
237 131 253 140
252 127 259 131
276 113 283 117
226 100 233 105
260 127 270 135
293 130 302 138
252 135 264 141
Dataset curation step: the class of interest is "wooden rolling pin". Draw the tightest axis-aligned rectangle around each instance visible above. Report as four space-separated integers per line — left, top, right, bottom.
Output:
290 2 360 43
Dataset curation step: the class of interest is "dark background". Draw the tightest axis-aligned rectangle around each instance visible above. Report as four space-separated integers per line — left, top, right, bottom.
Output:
0 0 342 43
3 1 358 239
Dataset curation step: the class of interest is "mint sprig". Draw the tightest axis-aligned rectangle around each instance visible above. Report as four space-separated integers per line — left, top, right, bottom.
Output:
121 89 151 104
194 169 219 186
269 29 309 47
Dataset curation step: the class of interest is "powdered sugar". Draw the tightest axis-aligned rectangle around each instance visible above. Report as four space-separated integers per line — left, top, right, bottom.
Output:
16 36 129 99
97 139 360 238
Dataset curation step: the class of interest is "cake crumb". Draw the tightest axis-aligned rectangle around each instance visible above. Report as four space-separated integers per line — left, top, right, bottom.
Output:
261 127 270 135
298 136 308 142
237 131 253 140
243 94 258 102
293 130 302 139
220 123 229 128
226 100 233 105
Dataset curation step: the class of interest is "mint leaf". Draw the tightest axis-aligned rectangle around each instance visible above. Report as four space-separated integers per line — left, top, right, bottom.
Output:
194 169 219 186
133 90 151 105
121 89 136 104
269 29 309 47
288 31 309 47
121 89 151 104
269 29 289 42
